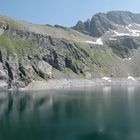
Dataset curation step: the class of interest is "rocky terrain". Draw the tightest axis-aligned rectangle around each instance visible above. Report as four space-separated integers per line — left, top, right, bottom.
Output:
73 11 140 37
1 11 140 89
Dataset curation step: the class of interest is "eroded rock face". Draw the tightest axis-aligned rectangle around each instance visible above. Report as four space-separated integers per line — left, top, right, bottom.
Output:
0 26 93 89
0 63 8 80
37 60 53 79
0 55 9 89
73 11 140 37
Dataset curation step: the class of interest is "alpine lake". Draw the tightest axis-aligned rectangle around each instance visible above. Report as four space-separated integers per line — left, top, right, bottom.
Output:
0 86 140 140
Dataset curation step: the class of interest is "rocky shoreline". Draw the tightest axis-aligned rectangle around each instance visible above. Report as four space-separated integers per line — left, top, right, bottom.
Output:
21 78 140 91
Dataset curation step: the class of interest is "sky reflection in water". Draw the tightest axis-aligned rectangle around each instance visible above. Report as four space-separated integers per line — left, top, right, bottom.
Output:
0 86 140 140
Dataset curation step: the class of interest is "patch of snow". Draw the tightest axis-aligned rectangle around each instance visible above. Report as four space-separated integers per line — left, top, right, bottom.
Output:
109 38 117 41
134 23 140 27
96 38 103 45
123 58 132 61
113 31 130 36
113 28 140 37
102 77 110 80
86 38 103 45
86 41 96 44
114 23 125 28
102 77 111 82
128 76 135 81
126 26 140 37
128 24 132 27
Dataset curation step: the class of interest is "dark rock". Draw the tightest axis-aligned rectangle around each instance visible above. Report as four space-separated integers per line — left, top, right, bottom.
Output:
73 11 140 37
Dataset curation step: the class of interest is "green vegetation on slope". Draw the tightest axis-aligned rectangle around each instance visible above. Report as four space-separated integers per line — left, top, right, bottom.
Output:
0 34 34 55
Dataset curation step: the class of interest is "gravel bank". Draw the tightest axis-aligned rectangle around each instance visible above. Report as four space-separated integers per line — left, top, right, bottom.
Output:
23 78 140 91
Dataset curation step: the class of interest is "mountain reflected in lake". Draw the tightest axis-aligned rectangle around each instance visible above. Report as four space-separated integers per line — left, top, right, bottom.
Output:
0 87 140 140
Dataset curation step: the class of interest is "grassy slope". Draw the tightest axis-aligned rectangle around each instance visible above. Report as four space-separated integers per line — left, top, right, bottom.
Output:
0 16 122 77
0 16 95 42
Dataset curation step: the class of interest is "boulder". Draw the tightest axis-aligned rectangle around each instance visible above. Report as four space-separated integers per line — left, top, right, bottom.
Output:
38 61 52 78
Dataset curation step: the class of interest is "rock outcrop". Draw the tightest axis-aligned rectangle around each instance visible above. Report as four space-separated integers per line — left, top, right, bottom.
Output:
0 22 98 89
73 11 140 37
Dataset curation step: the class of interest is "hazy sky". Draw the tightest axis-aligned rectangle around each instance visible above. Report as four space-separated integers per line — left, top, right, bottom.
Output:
0 0 140 26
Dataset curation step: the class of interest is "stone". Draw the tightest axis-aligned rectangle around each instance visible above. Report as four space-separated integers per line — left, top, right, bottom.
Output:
0 63 8 80
38 61 52 78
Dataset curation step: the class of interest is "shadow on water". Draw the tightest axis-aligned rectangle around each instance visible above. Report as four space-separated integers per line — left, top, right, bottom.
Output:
0 86 140 140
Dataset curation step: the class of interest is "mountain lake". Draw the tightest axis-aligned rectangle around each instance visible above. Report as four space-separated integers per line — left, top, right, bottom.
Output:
0 86 140 140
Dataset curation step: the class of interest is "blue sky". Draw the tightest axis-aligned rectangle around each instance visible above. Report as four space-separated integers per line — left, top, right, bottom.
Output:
0 0 140 27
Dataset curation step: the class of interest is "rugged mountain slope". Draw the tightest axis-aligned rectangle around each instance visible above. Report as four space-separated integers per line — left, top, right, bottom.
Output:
73 11 140 37
73 11 140 59
0 12 140 89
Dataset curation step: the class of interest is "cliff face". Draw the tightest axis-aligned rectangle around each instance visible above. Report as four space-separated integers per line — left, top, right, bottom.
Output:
73 11 140 37
1 12 140 89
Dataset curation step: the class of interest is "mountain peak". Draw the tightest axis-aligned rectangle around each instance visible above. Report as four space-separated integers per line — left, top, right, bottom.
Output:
73 11 140 37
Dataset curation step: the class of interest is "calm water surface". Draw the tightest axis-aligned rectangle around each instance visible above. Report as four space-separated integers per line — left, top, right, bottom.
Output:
0 86 140 140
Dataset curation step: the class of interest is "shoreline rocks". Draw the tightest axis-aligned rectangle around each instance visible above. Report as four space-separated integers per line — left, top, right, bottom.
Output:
22 78 140 91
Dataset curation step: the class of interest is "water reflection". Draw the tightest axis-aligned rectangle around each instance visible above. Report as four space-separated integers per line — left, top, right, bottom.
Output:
0 87 140 140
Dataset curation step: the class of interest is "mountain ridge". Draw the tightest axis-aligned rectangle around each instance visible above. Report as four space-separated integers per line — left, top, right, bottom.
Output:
72 11 140 37
0 11 140 89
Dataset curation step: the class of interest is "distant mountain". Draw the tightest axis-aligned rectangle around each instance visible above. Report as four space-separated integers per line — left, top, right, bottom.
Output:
72 11 140 37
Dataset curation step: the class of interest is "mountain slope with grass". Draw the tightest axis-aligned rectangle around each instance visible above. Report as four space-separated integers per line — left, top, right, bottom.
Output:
0 11 140 89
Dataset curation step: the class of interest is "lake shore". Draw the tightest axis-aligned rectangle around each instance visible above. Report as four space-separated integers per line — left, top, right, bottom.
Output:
22 78 140 91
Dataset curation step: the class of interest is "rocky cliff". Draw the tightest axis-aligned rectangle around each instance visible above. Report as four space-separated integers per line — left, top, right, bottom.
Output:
73 11 140 37
0 12 140 89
